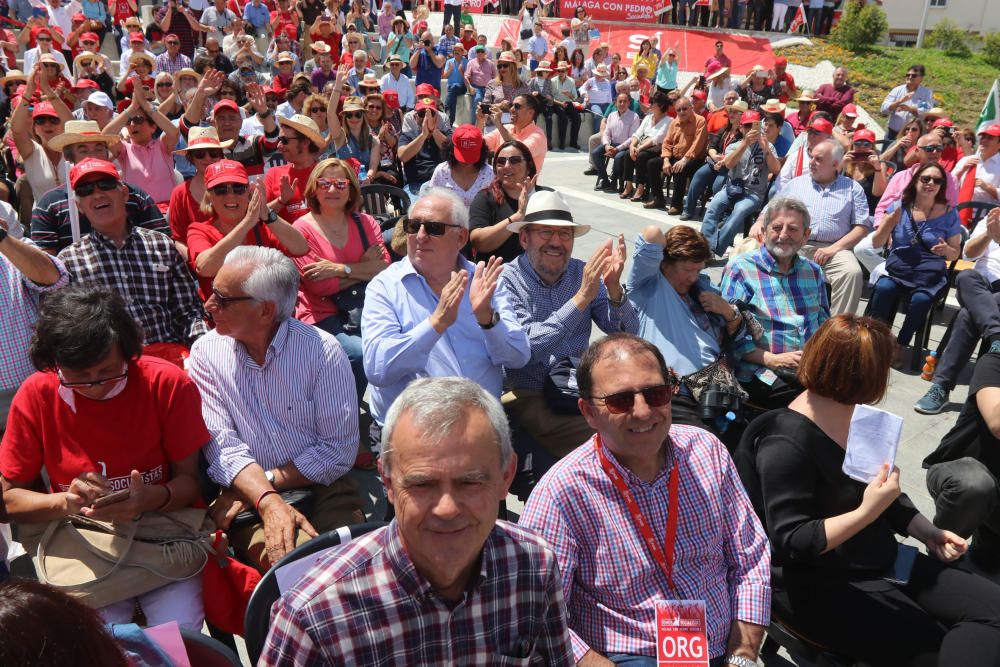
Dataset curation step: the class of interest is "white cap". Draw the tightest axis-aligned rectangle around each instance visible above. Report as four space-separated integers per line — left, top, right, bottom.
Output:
86 91 114 110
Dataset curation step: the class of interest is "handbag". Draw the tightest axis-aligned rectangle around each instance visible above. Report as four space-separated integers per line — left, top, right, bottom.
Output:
681 358 748 404
330 212 372 335
202 530 262 636
543 356 583 415
519 28 533 40
18 509 213 609
725 177 746 199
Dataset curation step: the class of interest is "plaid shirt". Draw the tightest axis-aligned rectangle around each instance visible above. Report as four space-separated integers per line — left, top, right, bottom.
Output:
57 227 207 345
0 245 68 392
519 426 771 662
500 253 639 391
155 51 193 76
779 174 872 243
720 247 829 382
261 520 575 666
435 34 460 57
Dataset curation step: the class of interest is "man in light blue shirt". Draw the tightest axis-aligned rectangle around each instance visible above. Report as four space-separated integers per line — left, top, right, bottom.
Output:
499 191 638 460
242 0 271 36
362 188 530 444
880 65 933 141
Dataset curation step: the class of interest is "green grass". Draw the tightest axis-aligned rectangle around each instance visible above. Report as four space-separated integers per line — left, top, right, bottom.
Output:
777 39 999 130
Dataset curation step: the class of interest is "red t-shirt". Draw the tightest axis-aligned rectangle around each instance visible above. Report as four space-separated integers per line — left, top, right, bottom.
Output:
309 29 342 64
773 72 796 104
270 10 297 36
29 26 65 50
186 219 289 299
460 36 477 52
169 180 214 243
271 72 294 99
123 75 156 97
0 357 209 494
264 163 315 222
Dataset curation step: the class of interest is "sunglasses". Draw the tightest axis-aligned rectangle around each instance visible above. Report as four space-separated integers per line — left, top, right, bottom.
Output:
367 104 383 111
43 63 60 69
919 175 945 185
75 177 119 197
156 81 173 88
189 149 223 159
34 116 60 126
210 183 248 195
589 383 675 414
511 102 524 110
906 73 921 79
343 111 364 120
37 37 52 42
403 218 462 236
920 144 944 153
495 155 525 167
127 115 149 125
58 368 128 389
166 40 179 45
277 136 301 145
317 177 350 190
905 126 921 133
497 63 511 69
306 106 326 114
80 60 94 67
853 140 874 147
210 288 255 307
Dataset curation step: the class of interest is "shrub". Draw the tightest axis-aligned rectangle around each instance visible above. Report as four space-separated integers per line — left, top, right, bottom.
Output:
928 19 973 58
831 1 888 52
983 33 1000 68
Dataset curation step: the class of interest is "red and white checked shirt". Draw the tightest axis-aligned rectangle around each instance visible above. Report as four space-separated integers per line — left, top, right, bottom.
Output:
261 520 575 666
519 425 771 661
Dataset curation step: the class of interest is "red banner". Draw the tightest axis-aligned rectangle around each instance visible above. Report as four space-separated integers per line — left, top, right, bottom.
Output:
495 19 775 75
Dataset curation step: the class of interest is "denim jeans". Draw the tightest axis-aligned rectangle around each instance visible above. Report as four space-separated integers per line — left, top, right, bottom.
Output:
608 655 726 667
591 144 625 182
445 84 465 126
868 276 935 346
699 187 762 256
470 85 487 124
683 162 727 218
728 2 744 27
588 103 606 135
315 314 367 400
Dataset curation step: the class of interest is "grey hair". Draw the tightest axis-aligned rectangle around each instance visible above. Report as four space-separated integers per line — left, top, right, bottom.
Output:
763 196 811 230
407 187 470 229
818 138 845 163
615 80 629 94
353 49 368 61
223 246 300 320
380 377 513 477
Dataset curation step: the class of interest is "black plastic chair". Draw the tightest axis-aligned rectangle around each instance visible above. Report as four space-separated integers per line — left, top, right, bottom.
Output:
360 184 410 231
762 617 860 667
178 628 242 667
243 521 386 665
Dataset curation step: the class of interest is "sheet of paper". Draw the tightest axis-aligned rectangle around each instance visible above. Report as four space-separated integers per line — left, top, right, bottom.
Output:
144 621 191 667
274 525 357 593
843 404 904 483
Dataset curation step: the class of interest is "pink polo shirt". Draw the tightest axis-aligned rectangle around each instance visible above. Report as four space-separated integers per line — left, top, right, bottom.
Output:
485 123 548 172
118 138 175 206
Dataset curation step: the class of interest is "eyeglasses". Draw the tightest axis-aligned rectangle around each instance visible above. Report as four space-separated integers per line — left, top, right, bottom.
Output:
166 40 179 45
853 140 874 147
210 183 248 195
189 149 223 159
43 63 60 69
156 81 173 88
588 383 675 414
309 106 326 114
209 288 255 307
37 37 52 42
316 177 350 190
495 155 525 167
919 144 944 153
34 116 60 126
367 104 383 111
675 106 691 112
127 115 148 125
277 136 301 145
343 111 364 119
511 102 524 110
403 218 462 236
74 177 119 197
80 60 94 67
529 227 573 241
58 367 128 389
905 126 921 133
919 175 945 185
906 73 921 79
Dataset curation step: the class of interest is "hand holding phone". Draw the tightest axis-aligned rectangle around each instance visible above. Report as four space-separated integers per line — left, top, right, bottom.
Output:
92 488 131 508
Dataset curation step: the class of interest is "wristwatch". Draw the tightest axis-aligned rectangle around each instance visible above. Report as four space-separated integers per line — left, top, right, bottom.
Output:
724 655 757 667
478 311 499 330
265 208 278 224
264 470 275 485
342 264 352 276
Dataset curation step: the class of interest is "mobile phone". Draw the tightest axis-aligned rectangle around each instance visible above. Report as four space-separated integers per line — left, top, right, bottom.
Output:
479 102 491 114
883 543 918 585
751 120 761 133
92 488 130 508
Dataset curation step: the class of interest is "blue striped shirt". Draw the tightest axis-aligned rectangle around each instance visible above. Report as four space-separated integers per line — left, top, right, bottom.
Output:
720 247 829 382
187 318 358 487
779 174 872 243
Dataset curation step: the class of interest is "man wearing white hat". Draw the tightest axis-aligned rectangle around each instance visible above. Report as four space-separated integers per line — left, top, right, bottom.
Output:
500 190 638 462
30 120 170 254
264 114 326 221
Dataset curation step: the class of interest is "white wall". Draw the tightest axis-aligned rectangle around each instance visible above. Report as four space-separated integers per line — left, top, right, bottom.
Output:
881 0 1000 36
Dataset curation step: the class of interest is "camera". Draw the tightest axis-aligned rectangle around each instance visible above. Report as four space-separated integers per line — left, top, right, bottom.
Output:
423 39 432 47
479 102 491 114
699 383 741 421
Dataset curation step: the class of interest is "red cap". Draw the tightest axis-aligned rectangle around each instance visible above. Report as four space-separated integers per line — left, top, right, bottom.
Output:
260 85 274 96
35 27 51 39
72 78 99 90
774 56 788 67
204 160 249 189
212 99 241 116
284 24 297 40
932 117 955 129
415 96 436 112
382 89 400 109
852 127 876 144
740 110 761 124
842 103 857 117
452 124 482 164
69 158 120 189
807 117 834 135
72 12 86 21
691 89 707 100
80 31 99 43
129 32 145 43
415 83 438 98
979 122 1000 137
31 101 59 120
165 33 179 41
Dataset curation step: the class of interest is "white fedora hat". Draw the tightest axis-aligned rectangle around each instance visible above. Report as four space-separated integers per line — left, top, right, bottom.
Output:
507 190 590 235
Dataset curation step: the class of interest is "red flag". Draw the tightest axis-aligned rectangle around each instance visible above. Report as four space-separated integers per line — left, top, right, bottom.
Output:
788 5 806 32
654 0 673 15
694 0 710 5
959 163 978 228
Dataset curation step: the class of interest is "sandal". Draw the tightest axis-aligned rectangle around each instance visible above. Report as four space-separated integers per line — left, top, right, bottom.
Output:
619 186 634 199
630 186 646 202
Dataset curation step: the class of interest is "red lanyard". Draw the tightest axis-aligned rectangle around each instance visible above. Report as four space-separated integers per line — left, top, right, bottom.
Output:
594 435 680 593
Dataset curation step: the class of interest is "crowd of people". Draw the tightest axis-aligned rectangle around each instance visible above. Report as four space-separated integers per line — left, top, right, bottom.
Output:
2 0 1000 666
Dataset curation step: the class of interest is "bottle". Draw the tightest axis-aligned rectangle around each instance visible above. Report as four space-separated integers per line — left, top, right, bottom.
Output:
359 164 368 182
921 351 938 381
